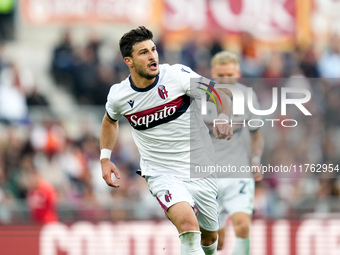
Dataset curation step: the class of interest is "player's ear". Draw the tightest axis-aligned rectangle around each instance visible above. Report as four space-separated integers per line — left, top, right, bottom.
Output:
124 56 133 67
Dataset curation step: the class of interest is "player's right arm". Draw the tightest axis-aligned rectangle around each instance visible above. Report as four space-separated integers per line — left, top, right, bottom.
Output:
100 114 121 188
210 89 233 140
175 64 233 140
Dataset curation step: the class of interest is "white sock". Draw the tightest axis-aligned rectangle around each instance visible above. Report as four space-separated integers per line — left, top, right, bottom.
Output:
179 231 205 255
201 239 218 255
231 237 250 255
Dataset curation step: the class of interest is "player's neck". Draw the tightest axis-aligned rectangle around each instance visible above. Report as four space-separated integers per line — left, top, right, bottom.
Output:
130 73 156 89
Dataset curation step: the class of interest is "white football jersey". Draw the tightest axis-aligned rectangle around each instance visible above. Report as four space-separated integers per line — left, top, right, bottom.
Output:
106 64 216 179
204 83 261 178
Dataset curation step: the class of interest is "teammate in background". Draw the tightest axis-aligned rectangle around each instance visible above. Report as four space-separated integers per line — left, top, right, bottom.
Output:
100 27 233 255
209 51 264 254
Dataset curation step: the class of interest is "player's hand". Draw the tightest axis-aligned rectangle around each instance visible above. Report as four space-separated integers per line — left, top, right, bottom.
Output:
101 159 120 188
251 163 263 181
213 123 233 140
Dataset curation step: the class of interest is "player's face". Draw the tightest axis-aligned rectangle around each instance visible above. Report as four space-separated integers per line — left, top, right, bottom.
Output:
129 40 159 80
211 63 240 84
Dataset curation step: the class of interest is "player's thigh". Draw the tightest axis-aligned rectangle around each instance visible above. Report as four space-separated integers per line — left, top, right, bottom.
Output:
231 212 251 238
185 177 219 232
166 201 200 233
220 178 255 217
146 175 200 233
218 178 254 228
231 212 251 227
145 175 196 214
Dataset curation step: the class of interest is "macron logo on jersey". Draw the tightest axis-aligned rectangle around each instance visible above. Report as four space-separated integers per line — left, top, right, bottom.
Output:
181 67 190 73
127 100 134 108
124 95 190 130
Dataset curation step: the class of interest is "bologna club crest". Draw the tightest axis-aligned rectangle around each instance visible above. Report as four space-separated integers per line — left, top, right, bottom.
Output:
158 85 168 99
164 190 172 203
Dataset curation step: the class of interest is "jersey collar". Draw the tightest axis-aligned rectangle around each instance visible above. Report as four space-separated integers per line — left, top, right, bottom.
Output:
129 75 159 92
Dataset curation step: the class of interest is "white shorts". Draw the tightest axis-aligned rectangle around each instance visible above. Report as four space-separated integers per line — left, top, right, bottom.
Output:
146 174 219 232
217 178 255 229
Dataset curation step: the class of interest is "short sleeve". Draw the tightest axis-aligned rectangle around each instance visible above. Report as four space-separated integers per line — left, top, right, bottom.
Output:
173 64 201 93
105 85 122 121
173 64 215 100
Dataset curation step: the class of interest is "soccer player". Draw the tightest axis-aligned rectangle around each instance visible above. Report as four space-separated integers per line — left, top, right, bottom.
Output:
209 51 264 254
100 26 233 255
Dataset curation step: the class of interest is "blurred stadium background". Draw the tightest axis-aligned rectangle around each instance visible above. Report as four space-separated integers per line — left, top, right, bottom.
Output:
0 0 340 254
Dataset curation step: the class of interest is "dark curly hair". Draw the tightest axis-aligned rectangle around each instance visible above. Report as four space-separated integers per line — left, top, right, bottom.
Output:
119 26 154 58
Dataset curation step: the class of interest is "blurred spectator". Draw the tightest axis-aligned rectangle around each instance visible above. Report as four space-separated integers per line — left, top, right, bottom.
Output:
71 45 99 104
76 182 109 221
209 37 224 58
180 34 216 78
262 51 285 88
3 126 28 199
93 64 114 105
112 49 129 82
50 29 75 88
23 167 58 224
324 87 340 126
0 63 29 123
239 31 264 77
298 44 320 78
263 51 284 80
181 39 198 71
86 31 102 65
26 86 49 106
59 142 87 196
312 178 340 213
49 29 119 105
318 35 340 82
155 34 165 64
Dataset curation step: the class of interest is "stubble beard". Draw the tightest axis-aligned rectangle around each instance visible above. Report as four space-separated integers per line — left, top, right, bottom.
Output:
134 64 159 80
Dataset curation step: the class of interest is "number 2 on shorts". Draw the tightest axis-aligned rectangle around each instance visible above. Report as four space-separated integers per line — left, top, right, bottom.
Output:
239 180 247 194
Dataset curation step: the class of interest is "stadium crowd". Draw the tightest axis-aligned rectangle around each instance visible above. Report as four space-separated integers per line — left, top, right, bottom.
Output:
0 28 340 224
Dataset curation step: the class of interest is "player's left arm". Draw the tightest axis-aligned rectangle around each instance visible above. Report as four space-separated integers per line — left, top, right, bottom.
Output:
250 129 264 181
176 64 232 139
210 89 233 140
